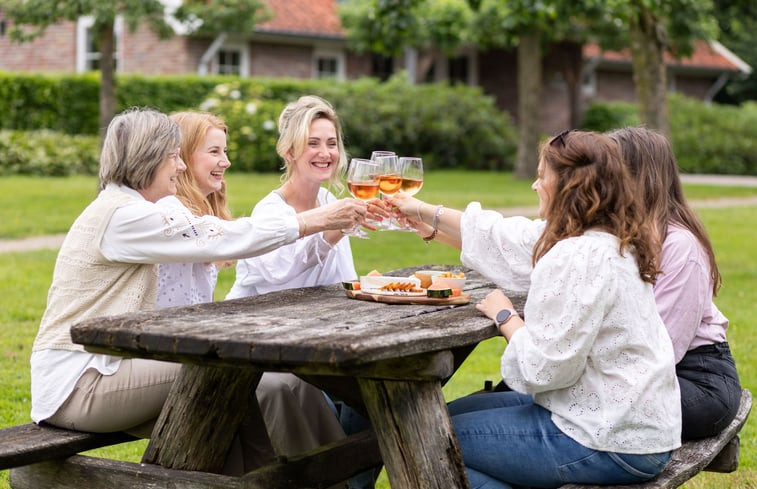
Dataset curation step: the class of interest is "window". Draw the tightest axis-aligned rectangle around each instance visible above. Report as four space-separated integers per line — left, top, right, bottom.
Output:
317 57 338 78
213 42 249 76
371 54 394 81
76 16 121 73
313 49 345 80
581 69 597 97
448 56 469 84
217 49 241 75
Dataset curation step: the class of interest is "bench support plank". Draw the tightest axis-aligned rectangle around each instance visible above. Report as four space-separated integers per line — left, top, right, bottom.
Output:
10 430 382 489
359 377 470 489
142 365 274 473
0 423 134 471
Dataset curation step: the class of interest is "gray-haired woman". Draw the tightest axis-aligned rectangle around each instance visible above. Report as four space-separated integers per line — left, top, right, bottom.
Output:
30 107 367 475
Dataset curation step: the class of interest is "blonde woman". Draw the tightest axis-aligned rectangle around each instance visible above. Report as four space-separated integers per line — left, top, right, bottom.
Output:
31 108 367 477
161 110 353 467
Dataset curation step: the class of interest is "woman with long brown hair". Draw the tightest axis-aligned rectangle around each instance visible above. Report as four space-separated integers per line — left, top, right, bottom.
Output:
389 130 681 488
609 126 741 441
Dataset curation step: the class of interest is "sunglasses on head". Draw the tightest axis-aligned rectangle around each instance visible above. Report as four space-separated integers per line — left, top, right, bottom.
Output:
549 129 576 148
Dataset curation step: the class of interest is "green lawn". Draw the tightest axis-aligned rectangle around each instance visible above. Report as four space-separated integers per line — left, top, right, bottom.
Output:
1 172 756 488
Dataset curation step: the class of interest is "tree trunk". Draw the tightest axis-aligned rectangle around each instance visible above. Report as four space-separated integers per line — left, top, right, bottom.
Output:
627 3 670 137
98 22 116 139
515 31 542 180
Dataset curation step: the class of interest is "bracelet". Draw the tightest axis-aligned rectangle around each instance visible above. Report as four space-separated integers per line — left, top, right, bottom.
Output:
422 205 444 242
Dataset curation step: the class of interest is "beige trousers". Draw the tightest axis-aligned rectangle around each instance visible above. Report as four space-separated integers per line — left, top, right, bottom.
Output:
256 372 347 457
46 360 346 475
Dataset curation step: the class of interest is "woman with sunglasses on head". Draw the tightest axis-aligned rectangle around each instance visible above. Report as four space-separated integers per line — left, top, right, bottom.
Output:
388 130 681 488
608 126 741 441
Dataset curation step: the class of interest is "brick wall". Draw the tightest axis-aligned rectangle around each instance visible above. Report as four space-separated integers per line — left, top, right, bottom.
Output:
0 19 77 72
250 43 312 78
119 24 201 75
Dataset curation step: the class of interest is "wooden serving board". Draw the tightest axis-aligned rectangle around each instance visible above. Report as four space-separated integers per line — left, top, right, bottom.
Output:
345 289 471 305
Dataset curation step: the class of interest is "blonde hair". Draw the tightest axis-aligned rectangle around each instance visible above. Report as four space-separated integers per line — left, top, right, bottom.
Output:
276 95 347 193
170 111 232 221
99 107 180 190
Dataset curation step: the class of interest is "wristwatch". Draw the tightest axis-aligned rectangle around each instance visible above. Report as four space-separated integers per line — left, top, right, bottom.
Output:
494 309 517 328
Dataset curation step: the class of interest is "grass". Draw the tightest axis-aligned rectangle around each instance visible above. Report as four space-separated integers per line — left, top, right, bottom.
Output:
1 172 756 488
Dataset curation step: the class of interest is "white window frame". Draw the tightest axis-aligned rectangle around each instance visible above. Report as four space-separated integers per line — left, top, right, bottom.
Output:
213 41 249 77
313 48 345 81
581 68 597 98
76 16 122 74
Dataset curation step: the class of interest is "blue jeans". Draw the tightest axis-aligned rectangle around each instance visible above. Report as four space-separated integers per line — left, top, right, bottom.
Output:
448 392 672 489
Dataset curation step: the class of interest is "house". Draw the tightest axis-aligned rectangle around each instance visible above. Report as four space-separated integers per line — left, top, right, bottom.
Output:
0 0 751 135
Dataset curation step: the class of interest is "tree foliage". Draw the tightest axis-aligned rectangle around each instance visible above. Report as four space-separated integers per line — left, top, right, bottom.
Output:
711 0 757 104
4 0 269 131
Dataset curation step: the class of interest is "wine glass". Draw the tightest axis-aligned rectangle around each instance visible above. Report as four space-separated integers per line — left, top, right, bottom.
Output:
344 158 379 238
375 154 403 230
397 156 424 231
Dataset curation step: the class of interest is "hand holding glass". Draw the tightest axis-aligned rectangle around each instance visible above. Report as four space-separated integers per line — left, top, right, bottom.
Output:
344 158 379 238
375 154 403 230
396 156 423 230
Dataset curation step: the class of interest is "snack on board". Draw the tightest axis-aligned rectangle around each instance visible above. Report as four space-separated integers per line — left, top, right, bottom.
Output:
426 284 453 298
379 282 423 293
342 281 361 290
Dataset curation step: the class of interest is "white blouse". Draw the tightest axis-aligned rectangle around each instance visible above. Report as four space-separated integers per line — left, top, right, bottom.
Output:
460 202 682 454
226 188 357 299
155 196 219 308
31 186 299 423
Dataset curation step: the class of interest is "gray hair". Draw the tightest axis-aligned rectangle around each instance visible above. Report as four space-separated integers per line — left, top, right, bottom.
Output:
99 107 181 190
276 95 347 193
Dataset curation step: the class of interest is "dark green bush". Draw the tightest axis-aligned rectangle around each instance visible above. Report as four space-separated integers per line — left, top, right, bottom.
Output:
191 75 517 172
582 94 757 175
0 72 517 174
0 130 99 176
580 101 639 132
668 94 757 175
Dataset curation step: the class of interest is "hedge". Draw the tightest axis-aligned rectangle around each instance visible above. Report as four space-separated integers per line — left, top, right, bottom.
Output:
581 93 757 175
0 72 517 175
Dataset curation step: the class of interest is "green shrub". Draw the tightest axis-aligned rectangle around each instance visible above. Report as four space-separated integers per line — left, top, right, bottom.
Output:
580 101 639 132
669 94 757 175
201 75 517 172
581 95 757 175
0 72 517 173
0 130 99 176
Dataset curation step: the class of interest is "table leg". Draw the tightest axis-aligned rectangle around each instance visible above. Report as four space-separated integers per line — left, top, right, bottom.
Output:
358 378 471 489
142 365 275 473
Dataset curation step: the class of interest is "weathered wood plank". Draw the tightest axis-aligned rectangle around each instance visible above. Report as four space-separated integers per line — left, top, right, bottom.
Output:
0 423 135 470
9 430 382 489
560 388 752 489
142 365 274 472
9 456 242 489
240 429 382 488
70 267 510 371
358 377 470 489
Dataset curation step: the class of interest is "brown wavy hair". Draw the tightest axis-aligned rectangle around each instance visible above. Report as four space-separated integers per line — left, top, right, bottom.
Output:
608 126 721 294
533 130 660 284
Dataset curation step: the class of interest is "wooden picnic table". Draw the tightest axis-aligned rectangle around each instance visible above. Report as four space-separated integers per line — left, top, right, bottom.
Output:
66 264 523 489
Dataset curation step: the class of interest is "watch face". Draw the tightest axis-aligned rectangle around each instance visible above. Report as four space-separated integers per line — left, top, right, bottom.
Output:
496 309 511 325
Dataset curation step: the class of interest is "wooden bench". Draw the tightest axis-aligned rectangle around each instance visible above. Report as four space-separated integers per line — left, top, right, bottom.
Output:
560 388 752 489
7 429 382 489
0 423 135 471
